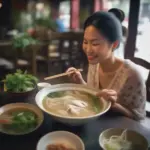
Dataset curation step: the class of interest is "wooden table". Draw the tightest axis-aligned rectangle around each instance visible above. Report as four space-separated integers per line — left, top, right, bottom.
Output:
0 91 150 150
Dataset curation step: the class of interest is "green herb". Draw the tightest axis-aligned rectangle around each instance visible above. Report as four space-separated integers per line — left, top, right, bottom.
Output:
3 111 38 133
12 32 38 49
86 93 101 113
12 111 37 132
3 69 38 92
47 91 65 98
34 17 57 31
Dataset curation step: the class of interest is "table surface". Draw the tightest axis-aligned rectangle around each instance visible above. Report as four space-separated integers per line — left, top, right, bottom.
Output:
0 91 150 150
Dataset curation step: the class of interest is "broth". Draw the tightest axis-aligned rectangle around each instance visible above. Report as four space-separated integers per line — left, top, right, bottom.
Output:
43 90 102 117
0 108 38 134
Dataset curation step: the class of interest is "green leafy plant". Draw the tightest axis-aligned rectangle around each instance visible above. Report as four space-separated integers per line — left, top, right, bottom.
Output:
34 17 57 31
12 33 38 49
3 69 38 92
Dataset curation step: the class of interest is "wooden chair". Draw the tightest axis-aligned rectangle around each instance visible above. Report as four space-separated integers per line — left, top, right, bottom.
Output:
0 41 17 70
15 44 39 75
0 41 40 77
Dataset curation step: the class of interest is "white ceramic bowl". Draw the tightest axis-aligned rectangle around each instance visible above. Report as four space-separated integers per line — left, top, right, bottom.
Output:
37 82 51 90
36 131 85 150
35 83 111 126
99 128 148 150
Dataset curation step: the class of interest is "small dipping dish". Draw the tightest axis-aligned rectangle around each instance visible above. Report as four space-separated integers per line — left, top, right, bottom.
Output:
37 82 51 90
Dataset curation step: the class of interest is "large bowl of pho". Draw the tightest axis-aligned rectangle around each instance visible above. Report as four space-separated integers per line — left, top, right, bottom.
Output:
99 128 148 150
35 83 111 125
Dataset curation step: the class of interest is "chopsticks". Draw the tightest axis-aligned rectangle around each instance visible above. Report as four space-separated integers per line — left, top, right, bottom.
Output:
44 69 83 80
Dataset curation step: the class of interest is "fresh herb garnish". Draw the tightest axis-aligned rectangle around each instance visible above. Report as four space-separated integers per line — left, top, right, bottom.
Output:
86 93 101 113
47 91 65 98
3 69 38 92
3 111 38 133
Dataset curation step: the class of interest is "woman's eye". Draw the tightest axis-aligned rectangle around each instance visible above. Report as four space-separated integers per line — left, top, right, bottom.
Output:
83 41 88 44
92 43 99 46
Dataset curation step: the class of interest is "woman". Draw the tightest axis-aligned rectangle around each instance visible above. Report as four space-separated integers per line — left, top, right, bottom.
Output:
66 9 146 121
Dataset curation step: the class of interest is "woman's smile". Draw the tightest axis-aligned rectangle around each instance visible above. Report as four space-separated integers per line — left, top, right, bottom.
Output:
87 55 95 60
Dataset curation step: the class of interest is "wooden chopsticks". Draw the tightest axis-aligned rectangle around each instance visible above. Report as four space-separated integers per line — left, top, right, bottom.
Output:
44 69 83 80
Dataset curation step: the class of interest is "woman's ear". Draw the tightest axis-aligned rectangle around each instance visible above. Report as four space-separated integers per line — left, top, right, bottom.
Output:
112 41 119 49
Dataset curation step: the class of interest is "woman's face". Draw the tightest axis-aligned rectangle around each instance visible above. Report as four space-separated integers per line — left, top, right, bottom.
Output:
83 25 115 64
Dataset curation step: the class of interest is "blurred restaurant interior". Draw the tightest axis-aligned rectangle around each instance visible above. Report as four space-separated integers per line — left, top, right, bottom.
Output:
0 0 150 100
0 0 149 73
1 0 150 149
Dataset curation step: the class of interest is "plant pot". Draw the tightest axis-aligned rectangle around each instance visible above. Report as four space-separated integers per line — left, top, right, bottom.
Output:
35 26 49 40
8 87 37 101
0 87 38 106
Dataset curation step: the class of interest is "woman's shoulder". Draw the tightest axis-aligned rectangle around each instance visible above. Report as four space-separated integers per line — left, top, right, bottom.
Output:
123 59 142 76
122 59 145 84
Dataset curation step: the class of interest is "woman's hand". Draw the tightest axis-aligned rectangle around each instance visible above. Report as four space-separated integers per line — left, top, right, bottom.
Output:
66 67 86 84
96 89 117 105
97 89 134 118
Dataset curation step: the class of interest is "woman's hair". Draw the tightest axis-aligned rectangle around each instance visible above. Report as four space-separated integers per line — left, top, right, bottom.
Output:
108 8 128 37
84 8 127 43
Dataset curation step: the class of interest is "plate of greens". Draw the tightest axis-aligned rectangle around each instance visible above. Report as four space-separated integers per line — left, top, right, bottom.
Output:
0 103 44 135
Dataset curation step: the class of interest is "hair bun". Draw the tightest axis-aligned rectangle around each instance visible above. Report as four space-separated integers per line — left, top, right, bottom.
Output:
108 8 125 23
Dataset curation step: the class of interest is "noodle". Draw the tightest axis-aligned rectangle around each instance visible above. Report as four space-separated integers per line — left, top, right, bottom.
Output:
43 90 101 117
103 130 132 150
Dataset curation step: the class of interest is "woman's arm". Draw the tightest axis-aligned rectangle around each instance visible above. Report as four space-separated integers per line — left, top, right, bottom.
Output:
111 103 134 119
96 89 134 117
114 66 146 120
81 80 87 85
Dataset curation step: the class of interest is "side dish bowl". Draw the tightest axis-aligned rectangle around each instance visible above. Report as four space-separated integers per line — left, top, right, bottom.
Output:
99 128 148 150
36 131 85 150
0 103 44 135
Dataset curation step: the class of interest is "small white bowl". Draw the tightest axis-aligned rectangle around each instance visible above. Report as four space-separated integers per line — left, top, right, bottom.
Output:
99 128 148 150
36 131 85 150
37 82 51 90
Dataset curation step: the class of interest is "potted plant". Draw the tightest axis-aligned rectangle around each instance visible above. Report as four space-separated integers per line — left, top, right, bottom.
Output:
12 32 38 51
11 32 39 68
3 69 38 103
34 17 57 40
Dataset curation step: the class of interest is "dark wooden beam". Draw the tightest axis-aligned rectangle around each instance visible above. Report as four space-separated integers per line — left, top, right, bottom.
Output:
124 0 140 58
80 0 93 15
0 0 12 29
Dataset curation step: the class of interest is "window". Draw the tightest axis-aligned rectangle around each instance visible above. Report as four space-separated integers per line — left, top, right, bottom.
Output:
135 0 150 81
135 0 150 63
59 1 70 30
